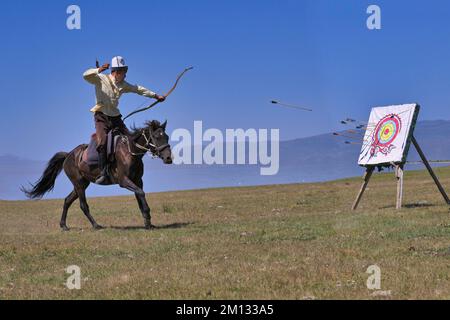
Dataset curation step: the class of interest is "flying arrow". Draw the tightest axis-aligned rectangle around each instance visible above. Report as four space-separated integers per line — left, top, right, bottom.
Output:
270 100 313 112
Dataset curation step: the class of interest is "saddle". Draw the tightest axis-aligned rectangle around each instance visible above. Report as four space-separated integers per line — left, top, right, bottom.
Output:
81 129 123 167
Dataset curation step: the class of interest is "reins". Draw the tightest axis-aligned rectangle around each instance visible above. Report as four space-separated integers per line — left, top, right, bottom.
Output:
122 128 169 158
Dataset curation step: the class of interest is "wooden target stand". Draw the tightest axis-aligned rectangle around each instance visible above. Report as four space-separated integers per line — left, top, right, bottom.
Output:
352 136 450 210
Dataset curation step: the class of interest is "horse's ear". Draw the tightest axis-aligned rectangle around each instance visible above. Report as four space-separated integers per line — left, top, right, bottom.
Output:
162 120 167 130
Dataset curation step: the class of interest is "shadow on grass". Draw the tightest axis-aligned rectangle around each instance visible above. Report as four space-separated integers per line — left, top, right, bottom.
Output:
108 222 194 231
380 203 435 209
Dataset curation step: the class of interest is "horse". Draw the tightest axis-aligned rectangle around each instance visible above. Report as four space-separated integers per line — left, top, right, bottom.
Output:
21 120 173 231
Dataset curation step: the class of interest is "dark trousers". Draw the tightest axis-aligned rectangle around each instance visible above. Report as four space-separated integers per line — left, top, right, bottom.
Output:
94 112 129 152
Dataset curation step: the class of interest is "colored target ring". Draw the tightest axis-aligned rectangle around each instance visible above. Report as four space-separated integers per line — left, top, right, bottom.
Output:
374 115 401 147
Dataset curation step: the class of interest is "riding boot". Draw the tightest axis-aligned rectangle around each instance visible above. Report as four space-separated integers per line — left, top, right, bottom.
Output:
95 147 110 185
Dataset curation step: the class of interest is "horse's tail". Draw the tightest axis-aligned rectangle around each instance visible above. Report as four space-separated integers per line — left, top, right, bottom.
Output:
21 152 68 199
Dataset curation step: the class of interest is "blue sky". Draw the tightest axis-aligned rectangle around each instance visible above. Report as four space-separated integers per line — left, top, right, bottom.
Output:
1 0 450 160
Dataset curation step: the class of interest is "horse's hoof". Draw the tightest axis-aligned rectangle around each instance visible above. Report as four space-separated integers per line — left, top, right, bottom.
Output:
145 224 155 230
61 226 70 232
93 224 105 230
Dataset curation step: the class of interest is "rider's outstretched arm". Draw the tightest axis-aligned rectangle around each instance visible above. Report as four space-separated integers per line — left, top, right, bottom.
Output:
123 82 158 99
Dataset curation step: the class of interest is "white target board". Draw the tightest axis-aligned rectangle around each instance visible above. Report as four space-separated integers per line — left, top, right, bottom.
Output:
358 104 420 166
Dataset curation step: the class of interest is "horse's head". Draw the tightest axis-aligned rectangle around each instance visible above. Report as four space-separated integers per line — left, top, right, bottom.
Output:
139 120 173 164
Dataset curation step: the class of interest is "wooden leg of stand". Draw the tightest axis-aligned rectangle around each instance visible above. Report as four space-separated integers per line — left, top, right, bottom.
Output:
395 165 404 210
352 167 375 210
412 136 450 205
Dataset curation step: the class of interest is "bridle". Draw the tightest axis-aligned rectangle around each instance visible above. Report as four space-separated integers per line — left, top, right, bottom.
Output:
124 127 170 158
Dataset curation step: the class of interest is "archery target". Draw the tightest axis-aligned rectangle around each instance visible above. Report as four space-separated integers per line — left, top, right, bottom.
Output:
358 104 420 166
375 115 401 146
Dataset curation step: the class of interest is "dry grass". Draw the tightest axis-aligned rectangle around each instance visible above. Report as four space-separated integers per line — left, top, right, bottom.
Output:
1 167 450 299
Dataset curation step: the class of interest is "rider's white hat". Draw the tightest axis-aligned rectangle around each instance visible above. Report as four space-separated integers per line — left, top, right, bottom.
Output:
111 56 128 72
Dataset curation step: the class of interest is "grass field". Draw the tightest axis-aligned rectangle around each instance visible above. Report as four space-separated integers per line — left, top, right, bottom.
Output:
1 167 450 300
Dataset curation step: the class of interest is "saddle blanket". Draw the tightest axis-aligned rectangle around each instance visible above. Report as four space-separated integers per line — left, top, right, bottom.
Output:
82 131 122 166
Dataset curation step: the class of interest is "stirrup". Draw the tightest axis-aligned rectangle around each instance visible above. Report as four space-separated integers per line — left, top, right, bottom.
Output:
95 166 111 185
95 175 110 185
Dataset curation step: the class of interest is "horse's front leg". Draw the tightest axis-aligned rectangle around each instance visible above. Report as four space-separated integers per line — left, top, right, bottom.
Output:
119 176 153 229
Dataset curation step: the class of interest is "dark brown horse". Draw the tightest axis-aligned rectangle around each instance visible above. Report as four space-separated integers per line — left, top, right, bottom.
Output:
22 120 172 231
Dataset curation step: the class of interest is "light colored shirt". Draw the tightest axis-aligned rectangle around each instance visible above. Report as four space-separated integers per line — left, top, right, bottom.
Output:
83 68 157 117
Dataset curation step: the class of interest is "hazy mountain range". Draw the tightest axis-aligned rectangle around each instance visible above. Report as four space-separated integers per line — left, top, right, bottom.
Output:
1 120 449 200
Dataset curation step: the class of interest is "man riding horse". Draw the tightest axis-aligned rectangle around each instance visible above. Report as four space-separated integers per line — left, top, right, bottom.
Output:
22 61 192 230
83 56 166 184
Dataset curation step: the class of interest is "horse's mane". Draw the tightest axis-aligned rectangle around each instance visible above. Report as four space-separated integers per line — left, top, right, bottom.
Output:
130 120 161 140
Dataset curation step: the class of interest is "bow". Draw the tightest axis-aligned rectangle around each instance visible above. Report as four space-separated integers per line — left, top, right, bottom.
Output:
123 66 193 121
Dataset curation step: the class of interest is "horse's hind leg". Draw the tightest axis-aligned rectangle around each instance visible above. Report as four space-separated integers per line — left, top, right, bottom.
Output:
76 183 103 230
60 189 78 231
62 146 102 230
